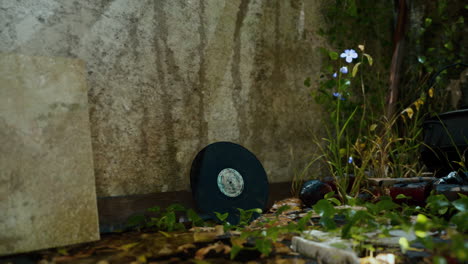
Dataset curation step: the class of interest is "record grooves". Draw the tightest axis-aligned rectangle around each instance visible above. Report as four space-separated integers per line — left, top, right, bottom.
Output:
190 142 269 224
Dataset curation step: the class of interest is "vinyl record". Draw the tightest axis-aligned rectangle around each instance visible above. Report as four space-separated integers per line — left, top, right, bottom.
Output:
190 142 269 224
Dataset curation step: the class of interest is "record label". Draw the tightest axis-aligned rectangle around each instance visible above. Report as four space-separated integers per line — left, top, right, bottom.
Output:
217 168 244 197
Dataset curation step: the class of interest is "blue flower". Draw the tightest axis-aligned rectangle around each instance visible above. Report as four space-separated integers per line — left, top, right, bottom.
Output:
332 72 337 78
348 156 353 164
333 92 346 101
340 49 358 63
340 66 348 74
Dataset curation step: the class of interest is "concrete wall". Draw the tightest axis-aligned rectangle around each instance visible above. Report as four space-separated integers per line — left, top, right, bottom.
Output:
0 0 325 197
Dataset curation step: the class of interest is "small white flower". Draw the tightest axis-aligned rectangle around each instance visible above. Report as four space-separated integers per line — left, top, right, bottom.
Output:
340 66 348 74
340 49 358 63
333 72 338 78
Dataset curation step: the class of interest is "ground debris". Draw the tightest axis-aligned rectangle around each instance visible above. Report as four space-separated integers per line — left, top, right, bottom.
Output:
194 241 231 260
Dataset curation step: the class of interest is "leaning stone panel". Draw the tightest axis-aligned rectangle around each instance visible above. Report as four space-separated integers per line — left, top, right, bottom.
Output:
0 53 99 255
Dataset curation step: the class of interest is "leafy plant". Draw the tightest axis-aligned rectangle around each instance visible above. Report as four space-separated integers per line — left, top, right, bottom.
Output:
313 199 337 230
126 204 207 232
238 208 263 226
302 46 377 200
299 1 466 204
402 1 467 113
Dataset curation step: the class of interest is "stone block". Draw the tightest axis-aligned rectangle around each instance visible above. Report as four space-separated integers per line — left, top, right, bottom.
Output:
368 177 435 187
0 53 99 255
291 230 359 264
435 184 468 201
389 182 432 205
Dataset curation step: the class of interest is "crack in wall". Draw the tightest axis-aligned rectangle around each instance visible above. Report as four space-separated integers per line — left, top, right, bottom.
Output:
152 0 182 190
231 0 250 143
195 0 208 150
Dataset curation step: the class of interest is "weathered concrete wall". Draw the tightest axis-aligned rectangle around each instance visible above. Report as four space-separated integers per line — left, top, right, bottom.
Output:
0 0 324 197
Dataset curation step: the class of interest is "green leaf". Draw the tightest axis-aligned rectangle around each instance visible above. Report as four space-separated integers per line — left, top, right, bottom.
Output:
352 62 361 77
399 237 410 253
361 243 375 252
230 245 242 260
329 51 339 60
424 18 432 27
328 197 342 206
414 214 431 235
238 208 261 225
319 216 337 230
415 230 427 238
250 208 263 214
264 226 279 241
444 42 454 51
396 194 412 200
214 212 229 222
187 209 204 227
314 200 336 230
324 191 335 199
275 205 292 216
416 213 428 224
159 211 178 231
297 211 313 231
363 53 373 66
347 196 358 206
450 211 468 232
341 210 371 238
452 196 468 212
374 197 399 213
126 214 146 228
313 199 336 218
426 194 450 215
166 204 186 212
255 238 273 256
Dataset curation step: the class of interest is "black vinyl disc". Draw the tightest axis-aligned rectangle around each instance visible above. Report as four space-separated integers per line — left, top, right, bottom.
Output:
190 142 269 224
